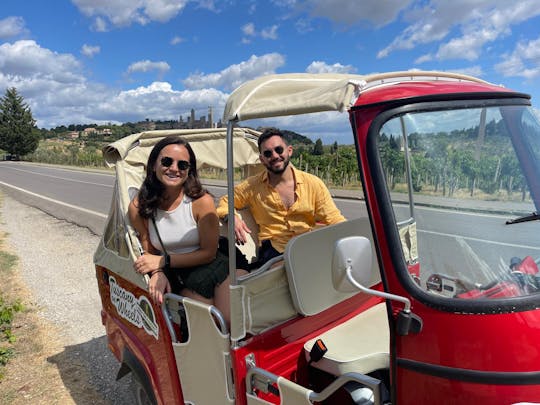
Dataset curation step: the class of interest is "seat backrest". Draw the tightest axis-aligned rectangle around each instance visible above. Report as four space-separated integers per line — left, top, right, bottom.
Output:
171 297 234 405
220 208 259 264
284 217 380 316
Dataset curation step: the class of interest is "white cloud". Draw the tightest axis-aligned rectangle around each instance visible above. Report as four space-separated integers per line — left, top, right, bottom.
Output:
183 53 286 91
126 60 170 75
378 0 540 61
170 35 184 45
306 61 356 74
105 82 229 122
0 39 229 128
71 0 192 27
0 16 28 39
81 44 101 58
446 66 484 78
242 23 256 37
241 22 279 43
294 18 313 34
414 54 433 64
298 0 412 27
496 37 540 79
0 40 83 82
261 25 279 40
93 16 108 32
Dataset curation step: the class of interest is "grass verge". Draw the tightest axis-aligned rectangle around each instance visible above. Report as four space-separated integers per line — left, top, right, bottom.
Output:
0 245 23 379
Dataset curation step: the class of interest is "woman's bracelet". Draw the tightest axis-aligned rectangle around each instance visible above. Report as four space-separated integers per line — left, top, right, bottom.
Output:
150 269 164 277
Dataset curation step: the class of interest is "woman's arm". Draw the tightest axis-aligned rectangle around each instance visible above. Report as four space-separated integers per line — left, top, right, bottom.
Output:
129 197 171 304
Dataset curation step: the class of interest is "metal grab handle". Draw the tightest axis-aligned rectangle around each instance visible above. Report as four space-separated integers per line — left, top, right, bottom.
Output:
161 292 228 343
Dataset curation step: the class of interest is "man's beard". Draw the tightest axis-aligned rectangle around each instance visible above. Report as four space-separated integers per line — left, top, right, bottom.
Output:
265 155 290 174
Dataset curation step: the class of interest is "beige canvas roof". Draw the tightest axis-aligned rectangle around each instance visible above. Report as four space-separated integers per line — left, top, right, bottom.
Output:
103 127 261 169
223 71 489 122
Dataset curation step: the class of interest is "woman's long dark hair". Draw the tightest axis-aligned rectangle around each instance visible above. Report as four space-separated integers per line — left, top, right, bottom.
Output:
137 137 206 218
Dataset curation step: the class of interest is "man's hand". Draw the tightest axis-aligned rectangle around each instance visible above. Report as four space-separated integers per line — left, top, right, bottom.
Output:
234 217 252 245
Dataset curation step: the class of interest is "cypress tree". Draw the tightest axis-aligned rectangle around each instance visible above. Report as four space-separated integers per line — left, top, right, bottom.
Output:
0 87 38 158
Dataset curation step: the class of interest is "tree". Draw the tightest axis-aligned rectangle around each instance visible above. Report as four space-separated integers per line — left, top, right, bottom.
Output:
0 87 38 157
312 138 324 155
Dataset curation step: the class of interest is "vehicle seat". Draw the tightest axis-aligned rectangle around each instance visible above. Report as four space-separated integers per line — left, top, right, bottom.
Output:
169 296 234 405
303 302 389 376
284 217 381 316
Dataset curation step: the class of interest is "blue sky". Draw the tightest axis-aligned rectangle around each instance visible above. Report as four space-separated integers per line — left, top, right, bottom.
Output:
1 0 540 143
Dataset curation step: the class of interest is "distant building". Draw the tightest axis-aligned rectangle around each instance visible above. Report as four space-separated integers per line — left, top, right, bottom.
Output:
176 107 222 129
83 127 97 137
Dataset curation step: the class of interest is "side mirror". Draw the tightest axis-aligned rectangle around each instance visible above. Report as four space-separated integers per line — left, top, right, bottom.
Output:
332 236 422 336
332 236 373 292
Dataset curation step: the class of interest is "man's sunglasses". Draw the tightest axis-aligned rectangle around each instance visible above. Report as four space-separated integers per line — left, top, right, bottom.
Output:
261 145 284 158
160 156 190 171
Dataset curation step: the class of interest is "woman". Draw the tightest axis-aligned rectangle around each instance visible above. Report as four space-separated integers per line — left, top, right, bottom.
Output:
129 136 233 323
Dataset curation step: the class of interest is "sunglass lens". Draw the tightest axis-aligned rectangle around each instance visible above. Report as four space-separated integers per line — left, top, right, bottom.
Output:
263 146 285 158
177 160 190 170
161 156 173 167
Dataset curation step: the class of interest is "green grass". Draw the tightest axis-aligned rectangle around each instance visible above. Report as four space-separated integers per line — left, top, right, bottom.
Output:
0 229 23 379
0 251 17 272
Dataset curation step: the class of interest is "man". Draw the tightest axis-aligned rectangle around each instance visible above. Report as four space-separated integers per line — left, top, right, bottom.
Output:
216 128 345 267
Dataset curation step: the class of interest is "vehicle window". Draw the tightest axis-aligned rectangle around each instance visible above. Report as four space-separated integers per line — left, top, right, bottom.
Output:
379 106 540 300
103 185 130 258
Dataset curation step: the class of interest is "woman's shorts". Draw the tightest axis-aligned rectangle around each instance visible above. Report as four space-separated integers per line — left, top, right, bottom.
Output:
173 250 229 299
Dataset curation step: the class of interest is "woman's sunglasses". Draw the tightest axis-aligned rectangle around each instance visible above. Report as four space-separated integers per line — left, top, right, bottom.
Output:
160 156 190 171
262 145 284 158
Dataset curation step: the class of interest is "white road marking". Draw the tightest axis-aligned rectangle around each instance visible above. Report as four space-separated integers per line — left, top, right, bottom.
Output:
0 181 107 218
1 166 113 187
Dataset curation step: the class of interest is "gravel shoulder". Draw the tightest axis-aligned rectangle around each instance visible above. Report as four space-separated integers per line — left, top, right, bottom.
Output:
0 194 132 404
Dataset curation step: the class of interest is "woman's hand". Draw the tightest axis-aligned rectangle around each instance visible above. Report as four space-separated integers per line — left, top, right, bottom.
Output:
149 271 171 305
133 253 163 275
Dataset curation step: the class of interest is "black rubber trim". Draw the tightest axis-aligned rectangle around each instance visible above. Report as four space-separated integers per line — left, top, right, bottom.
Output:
398 358 540 385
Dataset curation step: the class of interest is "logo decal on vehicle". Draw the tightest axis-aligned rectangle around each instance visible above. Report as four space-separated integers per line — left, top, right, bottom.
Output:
109 276 159 339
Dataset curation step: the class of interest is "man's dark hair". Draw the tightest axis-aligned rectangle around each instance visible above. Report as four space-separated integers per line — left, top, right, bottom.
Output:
257 127 289 151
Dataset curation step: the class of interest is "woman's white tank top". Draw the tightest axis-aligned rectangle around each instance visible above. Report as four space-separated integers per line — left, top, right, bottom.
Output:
149 195 199 254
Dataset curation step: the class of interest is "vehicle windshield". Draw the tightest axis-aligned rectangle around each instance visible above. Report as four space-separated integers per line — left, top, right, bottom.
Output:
378 104 540 300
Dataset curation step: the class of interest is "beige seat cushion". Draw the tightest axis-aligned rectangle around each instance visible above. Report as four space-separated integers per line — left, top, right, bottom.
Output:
303 303 389 376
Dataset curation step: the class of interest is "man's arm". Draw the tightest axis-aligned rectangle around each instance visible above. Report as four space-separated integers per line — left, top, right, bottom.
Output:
216 180 254 244
313 177 346 224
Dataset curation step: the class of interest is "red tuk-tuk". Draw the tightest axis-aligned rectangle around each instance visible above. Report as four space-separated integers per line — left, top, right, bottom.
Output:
95 71 540 404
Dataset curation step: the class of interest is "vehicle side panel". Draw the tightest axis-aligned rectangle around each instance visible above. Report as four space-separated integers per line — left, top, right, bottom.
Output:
96 266 184 405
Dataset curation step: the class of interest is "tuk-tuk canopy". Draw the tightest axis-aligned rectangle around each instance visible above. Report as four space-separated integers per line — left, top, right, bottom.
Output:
222 71 489 122
94 127 262 289
103 127 261 170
